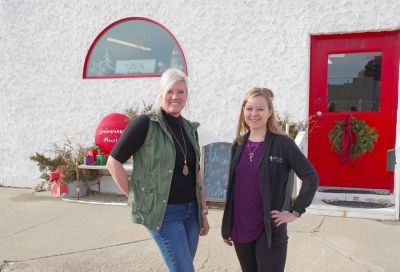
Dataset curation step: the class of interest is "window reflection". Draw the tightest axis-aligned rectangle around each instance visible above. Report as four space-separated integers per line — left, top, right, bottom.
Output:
86 19 186 77
327 52 381 112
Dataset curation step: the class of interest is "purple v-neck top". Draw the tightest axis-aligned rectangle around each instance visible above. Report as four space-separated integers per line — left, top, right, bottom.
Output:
231 139 265 243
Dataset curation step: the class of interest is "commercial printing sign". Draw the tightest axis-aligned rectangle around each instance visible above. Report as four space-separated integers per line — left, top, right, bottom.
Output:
95 113 130 154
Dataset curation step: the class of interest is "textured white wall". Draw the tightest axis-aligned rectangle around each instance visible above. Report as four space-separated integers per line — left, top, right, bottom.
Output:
1 0 400 187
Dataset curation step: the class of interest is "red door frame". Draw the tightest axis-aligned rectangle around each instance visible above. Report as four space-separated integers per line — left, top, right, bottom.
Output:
308 30 400 192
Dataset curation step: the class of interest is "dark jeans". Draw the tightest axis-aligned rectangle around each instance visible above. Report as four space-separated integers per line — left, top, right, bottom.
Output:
148 201 200 272
234 232 287 272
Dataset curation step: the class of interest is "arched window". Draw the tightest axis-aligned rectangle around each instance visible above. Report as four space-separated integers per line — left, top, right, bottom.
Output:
83 17 187 78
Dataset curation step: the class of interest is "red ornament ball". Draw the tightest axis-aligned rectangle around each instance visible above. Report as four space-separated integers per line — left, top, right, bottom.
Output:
95 113 130 154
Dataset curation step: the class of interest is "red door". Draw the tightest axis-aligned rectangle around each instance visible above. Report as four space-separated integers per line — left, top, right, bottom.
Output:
308 31 400 192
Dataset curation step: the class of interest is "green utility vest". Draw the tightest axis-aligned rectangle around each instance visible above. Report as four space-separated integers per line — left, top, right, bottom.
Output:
129 110 202 231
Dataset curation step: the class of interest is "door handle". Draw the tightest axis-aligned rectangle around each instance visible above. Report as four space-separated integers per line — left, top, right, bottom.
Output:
316 111 322 117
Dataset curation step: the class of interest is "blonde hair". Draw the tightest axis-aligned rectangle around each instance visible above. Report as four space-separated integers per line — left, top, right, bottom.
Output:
157 68 188 108
236 87 285 144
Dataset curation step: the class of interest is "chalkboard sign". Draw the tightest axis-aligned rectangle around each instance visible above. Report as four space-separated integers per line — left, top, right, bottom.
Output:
202 142 232 202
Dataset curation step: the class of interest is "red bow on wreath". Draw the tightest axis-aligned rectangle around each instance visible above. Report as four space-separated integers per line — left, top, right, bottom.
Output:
340 115 353 165
49 169 68 196
329 115 379 164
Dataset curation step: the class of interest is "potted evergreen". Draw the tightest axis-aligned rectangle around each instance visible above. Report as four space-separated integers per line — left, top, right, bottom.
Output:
30 138 99 197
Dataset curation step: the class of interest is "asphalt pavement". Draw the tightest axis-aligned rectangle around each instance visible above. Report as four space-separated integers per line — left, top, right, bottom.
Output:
0 187 399 272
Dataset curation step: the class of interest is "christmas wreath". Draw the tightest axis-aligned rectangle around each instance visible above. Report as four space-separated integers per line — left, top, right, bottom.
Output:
328 116 379 161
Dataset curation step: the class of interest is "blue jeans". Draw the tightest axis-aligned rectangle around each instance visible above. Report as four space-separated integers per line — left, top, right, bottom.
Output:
148 201 200 272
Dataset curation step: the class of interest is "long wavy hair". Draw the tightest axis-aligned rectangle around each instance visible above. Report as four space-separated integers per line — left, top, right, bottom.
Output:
236 87 285 144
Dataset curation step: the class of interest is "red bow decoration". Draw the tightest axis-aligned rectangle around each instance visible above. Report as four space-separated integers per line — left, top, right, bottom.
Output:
339 115 353 165
49 169 68 195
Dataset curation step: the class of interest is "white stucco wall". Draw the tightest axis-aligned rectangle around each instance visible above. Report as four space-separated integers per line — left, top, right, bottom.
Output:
1 0 400 187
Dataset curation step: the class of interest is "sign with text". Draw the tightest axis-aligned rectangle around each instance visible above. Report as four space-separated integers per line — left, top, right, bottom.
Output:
95 113 130 154
202 142 232 202
115 59 156 74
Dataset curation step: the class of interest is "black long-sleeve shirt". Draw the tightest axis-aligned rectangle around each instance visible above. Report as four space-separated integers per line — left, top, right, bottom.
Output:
222 132 319 247
111 110 197 204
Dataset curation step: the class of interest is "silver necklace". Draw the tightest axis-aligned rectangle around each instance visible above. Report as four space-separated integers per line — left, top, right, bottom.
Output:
247 140 261 162
164 119 189 176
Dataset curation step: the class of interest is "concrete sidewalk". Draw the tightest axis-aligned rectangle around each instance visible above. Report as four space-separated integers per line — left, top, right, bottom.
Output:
0 187 399 272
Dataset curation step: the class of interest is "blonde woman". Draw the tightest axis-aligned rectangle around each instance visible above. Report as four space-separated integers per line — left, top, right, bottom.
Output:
107 68 209 272
221 88 318 272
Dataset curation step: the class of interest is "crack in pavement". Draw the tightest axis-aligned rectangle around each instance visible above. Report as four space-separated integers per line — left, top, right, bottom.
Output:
197 243 210 271
201 225 220 270
0 216 66 240
312 234 384 272
290 216 383 271
311 215 326 233
196 225 218 271
289 216 327 234
4 238 152 263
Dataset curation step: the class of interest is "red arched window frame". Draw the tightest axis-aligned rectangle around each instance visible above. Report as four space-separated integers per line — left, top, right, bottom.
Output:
83 17 188 79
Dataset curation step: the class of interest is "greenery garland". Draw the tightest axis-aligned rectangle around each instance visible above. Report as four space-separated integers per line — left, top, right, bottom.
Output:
328 116 379 160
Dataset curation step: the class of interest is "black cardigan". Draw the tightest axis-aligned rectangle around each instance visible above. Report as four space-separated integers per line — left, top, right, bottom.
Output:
221 132 319 247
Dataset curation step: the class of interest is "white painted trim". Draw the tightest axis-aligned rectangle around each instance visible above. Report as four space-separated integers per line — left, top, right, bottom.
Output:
78 164 132 173
394 148 400 220
307 199 396 221
395 68 400 221
62 198 127 206
294 131 307 197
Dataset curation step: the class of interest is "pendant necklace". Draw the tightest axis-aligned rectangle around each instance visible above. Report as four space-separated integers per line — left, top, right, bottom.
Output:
247 140 261 162
164 119 189 176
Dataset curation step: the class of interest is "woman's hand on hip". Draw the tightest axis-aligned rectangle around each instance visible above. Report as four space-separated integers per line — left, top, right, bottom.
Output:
200 215 210 236
223 237 233 246
271 210 297 227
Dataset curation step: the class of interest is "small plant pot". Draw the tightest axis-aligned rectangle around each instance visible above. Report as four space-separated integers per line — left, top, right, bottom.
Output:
63 181 88 198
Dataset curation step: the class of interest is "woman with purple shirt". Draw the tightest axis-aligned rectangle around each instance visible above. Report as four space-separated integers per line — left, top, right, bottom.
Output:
222 88 318 272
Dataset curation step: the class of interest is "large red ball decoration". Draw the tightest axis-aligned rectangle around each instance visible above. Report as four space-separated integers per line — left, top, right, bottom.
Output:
95 113 130 154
